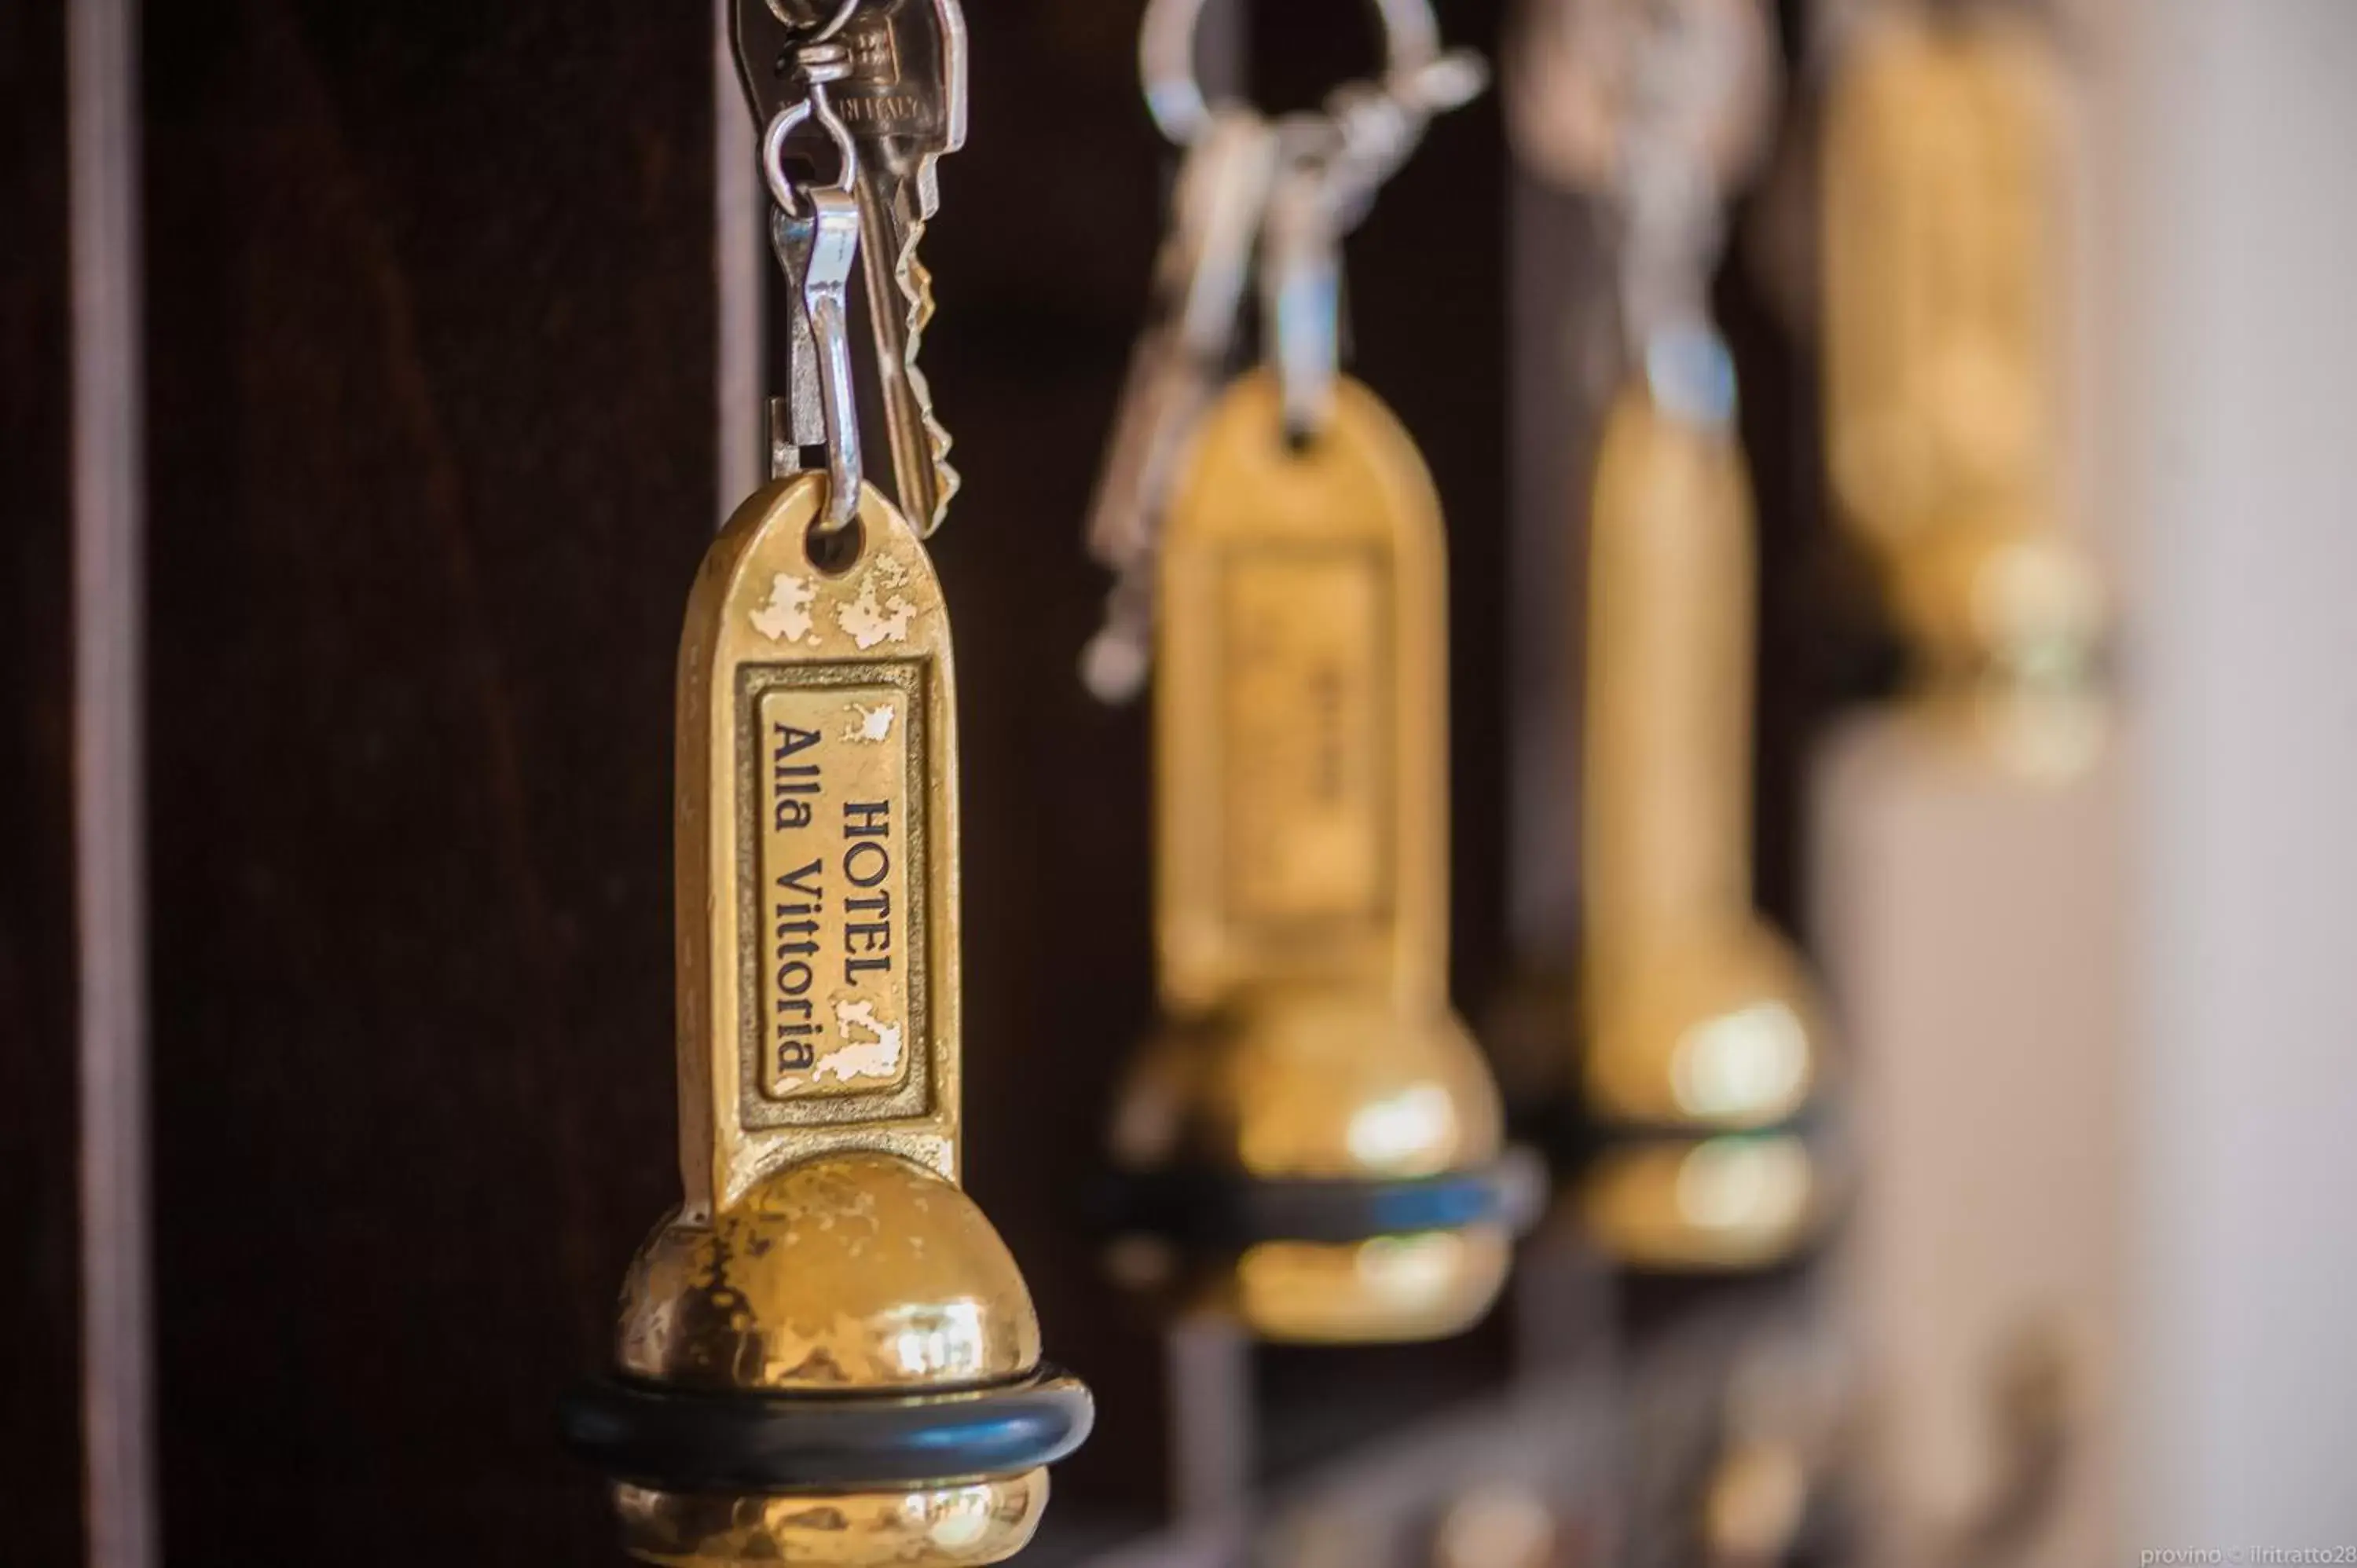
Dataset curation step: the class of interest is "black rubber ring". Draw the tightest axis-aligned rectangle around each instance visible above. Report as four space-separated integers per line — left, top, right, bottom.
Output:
1109 1147 1546 1247
559 1368 1094 1493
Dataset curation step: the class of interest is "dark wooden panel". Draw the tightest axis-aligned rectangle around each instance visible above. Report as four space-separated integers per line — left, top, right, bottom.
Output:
133 0 1545 1554
0 0 86 1559
141 2 713 1556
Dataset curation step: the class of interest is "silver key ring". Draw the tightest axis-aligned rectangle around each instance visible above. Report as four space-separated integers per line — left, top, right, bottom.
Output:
765 0 859 41
1139 0 1445 145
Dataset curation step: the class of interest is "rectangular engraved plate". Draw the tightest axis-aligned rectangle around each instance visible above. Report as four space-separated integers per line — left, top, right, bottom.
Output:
736 661 931 1129
1219 546 1394 930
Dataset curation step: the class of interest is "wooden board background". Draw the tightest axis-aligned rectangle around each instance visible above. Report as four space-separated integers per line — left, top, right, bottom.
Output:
2 0 1864 1560
0 0 85 1560
139 1 713 1553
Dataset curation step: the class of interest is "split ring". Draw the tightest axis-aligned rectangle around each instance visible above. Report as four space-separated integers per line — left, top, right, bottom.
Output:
765 0 860 43
1140 0 1445 145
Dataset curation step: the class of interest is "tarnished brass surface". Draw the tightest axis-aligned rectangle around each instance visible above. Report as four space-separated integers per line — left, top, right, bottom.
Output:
675 476 964 1213
617 1471 1050 1567
1580 1135 1821 1273
1121 373 1512 1342
600 474 1060 1564
1582 389 1826 1135
1822 6 2104 773
618 1151 1039 1394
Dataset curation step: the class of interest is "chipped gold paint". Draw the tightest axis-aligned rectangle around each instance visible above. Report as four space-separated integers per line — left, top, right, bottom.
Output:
618 1471 1050 1567
606 475 1049 1566
617 1152 1039 1394
675 477 960 1207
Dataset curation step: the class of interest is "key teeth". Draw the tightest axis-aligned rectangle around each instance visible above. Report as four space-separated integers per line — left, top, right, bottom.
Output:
895 207 961 533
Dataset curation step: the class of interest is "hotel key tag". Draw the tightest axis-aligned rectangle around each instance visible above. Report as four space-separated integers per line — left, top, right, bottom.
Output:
1509 0 1830 1269
1576 343 1830 1271
563 9 1089 1563
1101 0 1537 1348
1155 112 1462 1016
1820 2 2106 774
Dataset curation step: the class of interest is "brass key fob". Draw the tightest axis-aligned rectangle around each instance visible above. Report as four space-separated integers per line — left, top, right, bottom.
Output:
1109 374 1530 1345
565 5 1088 1556
1575 383 1827 1272
1101 0 1526 1346
1503 0 1831 1273
1821 5 2105 775
1578 385 1821 1134
565 480 1089 1566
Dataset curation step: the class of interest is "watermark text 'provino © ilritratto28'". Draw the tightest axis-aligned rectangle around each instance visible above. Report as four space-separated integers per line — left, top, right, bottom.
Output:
2142 1551 2357 1565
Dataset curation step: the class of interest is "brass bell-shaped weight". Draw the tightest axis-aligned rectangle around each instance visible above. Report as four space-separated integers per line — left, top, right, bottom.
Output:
565 477 1091 1566
1576 375 1834 1270
1109 373 1537 1343
1821 3 2106 777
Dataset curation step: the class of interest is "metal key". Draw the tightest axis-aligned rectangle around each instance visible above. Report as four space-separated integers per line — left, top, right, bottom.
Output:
848 0 967 537
1079 110 1279 703
736 0 968 535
